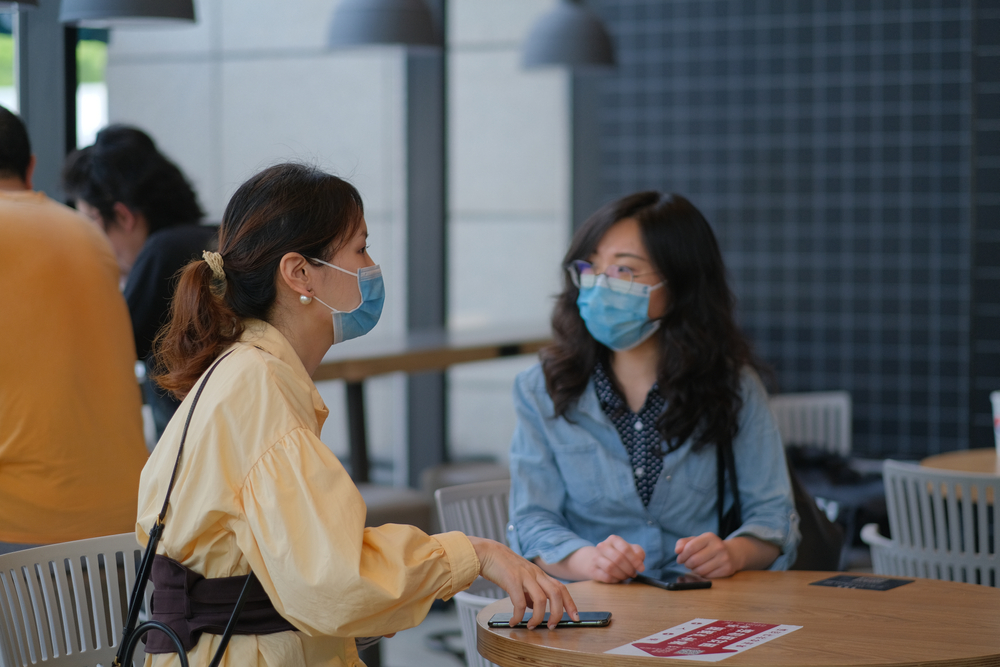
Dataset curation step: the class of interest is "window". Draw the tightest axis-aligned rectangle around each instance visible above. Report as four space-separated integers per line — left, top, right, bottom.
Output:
0 12 15 112
76 28 108 147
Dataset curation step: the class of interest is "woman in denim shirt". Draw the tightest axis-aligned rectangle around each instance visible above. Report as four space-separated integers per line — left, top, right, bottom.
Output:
508 192 799 582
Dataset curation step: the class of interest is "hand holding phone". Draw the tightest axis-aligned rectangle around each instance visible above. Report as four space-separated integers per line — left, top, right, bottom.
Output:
487 611 612 628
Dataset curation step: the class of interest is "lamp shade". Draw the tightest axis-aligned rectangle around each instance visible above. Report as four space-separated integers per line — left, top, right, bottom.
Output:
327 0 439 49
60 0 195 27
523 0 615 69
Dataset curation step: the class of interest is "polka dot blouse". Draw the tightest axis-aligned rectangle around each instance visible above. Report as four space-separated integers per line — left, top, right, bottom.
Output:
592 363 665 507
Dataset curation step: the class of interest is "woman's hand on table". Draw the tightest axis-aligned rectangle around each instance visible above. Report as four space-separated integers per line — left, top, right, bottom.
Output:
675 532 737 578
566 535 646 583
467 536 579 630
533 535 646 584
675 533 780 578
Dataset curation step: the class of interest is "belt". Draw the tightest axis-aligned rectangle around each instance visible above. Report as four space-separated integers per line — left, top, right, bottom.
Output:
146 555 296 654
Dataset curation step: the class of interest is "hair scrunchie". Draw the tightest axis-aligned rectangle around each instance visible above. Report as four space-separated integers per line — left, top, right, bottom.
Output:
202 250 226 281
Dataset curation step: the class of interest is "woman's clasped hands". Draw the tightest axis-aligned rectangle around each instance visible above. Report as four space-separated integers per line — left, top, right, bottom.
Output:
566 533 756 581
536 532 777 584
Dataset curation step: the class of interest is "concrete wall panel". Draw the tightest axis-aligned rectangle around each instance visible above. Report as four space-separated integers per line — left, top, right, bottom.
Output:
450 49 568 214
450 0 556 46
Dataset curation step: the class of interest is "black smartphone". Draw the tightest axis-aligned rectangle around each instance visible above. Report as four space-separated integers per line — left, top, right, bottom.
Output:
487 611 612 628
633 572 712 591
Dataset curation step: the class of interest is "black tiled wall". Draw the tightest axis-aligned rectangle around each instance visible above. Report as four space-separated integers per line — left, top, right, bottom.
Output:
973 1 1000 451
589 0 998 458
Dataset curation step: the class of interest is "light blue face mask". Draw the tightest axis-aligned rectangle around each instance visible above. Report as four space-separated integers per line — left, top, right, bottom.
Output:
308 259 385 344
576 274 664 351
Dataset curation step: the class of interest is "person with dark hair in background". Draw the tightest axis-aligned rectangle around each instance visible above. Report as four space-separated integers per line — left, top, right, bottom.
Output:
507 192 799 583
62 126 217 440
137 162 576 666
0 106 148 553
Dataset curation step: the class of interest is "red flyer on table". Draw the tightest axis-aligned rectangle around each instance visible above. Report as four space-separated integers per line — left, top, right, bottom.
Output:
605 618 801 662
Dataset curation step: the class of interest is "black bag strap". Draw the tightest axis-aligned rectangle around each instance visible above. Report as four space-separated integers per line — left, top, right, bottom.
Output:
115 350 241 667
716 440 742 538
208 573 258 667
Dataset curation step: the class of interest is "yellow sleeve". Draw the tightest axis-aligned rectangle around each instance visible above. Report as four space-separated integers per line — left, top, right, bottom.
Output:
232 427 480 638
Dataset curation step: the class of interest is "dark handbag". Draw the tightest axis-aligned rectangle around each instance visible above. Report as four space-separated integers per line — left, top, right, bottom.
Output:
715 443 844 570
784 450 845 571
114 352 251 667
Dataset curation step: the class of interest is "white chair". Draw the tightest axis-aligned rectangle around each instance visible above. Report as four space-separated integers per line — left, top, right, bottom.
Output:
861 460 1000 586
769 390 852 456
420 462 510 534
0 533 149 667
434 479 510 667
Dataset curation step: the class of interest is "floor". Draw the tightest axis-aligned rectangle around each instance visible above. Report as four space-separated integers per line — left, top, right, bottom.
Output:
377 545 874 667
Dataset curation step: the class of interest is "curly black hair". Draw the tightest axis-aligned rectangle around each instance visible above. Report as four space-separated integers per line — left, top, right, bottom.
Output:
61 124 204 232
542 192 762 454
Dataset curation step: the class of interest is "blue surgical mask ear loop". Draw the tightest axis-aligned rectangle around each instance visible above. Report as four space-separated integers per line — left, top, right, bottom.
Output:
308 258 364 313
306 256 385 345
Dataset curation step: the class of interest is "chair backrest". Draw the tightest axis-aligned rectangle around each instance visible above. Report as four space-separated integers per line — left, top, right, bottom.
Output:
882 459 1000 586
435 479 511 602
0 533 148 667
769 390 852 456
434 479 511 545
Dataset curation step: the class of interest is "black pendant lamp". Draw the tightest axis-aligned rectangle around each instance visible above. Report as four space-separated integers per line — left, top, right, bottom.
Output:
327 0 440 49
60 0 195 27
522 0 615 69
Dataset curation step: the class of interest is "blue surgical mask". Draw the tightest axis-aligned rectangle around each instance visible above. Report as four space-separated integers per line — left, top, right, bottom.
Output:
309 259 385 344
576 275 664 351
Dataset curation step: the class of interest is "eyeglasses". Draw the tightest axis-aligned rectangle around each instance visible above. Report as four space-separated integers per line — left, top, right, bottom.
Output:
566 259 661 294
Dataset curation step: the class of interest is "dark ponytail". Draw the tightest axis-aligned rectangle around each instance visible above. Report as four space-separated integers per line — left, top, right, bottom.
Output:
153 163 363 398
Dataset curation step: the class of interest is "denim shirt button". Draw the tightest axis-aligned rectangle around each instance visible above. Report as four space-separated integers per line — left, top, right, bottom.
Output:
647 520 654 526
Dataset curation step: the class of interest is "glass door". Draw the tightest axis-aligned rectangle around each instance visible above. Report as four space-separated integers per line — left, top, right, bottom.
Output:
0 10 15 111
75 28 107 147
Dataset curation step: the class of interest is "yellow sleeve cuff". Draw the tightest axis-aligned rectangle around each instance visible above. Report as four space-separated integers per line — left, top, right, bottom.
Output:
433 530 481 599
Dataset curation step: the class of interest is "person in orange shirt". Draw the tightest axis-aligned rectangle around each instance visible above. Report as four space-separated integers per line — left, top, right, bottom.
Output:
0 105 148 553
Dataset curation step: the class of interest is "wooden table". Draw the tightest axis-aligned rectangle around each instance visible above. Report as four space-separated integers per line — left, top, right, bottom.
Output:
314 326 550 482
921 448 1000 476
477 572 1000 666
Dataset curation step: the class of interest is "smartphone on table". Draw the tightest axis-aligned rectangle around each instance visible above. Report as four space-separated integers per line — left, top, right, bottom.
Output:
633 572 712 591
487 611 612 628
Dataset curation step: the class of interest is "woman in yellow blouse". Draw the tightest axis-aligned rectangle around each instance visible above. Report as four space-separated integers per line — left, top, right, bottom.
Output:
138 163 576 667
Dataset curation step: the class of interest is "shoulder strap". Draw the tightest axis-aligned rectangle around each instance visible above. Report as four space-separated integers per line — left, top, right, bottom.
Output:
716 440 742 538
156 349 235 525
716 443 725 533
116 350 235 667
208 572 258 667
724 441 742 528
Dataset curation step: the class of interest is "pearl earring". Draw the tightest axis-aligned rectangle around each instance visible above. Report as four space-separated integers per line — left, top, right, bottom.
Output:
299 294 313 305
